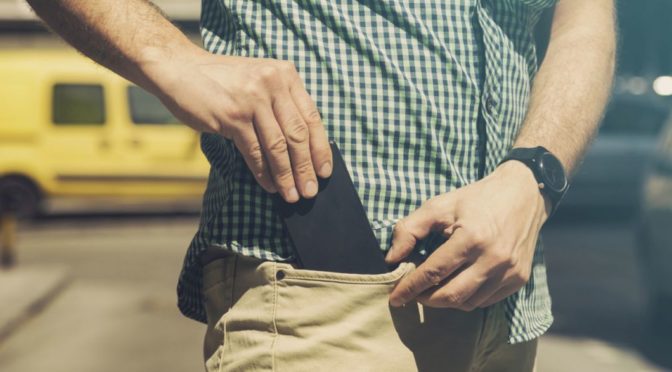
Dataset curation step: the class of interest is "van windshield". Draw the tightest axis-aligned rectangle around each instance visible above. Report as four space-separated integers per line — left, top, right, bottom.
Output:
128 85 179 125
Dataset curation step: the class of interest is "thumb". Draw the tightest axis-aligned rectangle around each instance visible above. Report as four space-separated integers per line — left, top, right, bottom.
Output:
385 202 440 263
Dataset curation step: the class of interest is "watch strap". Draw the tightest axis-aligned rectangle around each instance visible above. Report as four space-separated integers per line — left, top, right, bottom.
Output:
498 146 567 216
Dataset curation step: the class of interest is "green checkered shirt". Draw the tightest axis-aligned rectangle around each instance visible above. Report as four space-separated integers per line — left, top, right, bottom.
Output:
178 0 557 344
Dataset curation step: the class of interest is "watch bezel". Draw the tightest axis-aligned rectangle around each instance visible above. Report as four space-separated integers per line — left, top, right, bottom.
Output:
538 151 568 193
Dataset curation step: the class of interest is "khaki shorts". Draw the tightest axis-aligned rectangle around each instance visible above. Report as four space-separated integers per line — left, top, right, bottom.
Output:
201 249 537 372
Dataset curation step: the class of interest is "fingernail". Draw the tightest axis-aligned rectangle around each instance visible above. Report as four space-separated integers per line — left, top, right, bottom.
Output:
319 162 332 177
287 187 299 201
305 180 317 196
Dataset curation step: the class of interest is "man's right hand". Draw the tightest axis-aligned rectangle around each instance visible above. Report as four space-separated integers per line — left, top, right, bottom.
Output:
25 0 330 202
149 52 333 203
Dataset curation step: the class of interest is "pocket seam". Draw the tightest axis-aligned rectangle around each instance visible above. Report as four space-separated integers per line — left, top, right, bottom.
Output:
202 259 232 292
220 313 230 372
280 262 414 285
204 344 223 372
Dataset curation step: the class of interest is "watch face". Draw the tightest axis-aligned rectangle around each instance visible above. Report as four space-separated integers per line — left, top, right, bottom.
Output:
540 153 567 191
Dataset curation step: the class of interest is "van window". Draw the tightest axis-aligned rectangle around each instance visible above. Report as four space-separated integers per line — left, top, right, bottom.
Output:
128 85 178 125
52 84 105 125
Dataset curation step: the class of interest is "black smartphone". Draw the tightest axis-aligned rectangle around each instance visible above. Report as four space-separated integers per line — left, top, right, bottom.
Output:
271 140 391 274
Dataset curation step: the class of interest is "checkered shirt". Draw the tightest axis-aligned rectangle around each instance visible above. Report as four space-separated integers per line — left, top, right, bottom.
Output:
178 0 557 344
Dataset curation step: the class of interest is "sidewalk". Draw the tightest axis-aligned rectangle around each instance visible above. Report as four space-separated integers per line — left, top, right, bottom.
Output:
0 265 69 342
538 335 664 372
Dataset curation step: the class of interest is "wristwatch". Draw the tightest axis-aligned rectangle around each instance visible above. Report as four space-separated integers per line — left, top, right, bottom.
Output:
498 146 569 216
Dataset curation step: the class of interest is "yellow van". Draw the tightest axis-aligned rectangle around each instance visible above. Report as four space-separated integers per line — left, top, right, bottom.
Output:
0 49 209 217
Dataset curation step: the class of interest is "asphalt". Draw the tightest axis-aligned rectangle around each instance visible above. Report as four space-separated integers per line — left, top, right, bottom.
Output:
0 265 69 342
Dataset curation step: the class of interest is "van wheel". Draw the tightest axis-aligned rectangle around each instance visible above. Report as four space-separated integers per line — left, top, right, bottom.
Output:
0 176 42 219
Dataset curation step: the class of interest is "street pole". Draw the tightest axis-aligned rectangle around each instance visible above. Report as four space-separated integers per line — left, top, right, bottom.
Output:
0 214 17 268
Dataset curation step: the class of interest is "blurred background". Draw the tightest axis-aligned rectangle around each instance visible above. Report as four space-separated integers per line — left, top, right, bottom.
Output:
1 0 672 371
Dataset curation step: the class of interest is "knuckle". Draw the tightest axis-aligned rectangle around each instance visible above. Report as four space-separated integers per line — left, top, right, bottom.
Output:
399 283 418 302
239 77 266 97
284 121 309 144
421 267 445 286
304 109 322 124
421 196 438 210
267 136 288 154
222 106 250 123
393 219 407 234
274 165 295 182
294 159 314 176
514 268 530 285
443 290 464 306
248 142 263 159
469 231 489 247
241 80 262 98
246 141 264 165
461 226 491 248
257 65 280 83
490 249 511 265
279 60 297 73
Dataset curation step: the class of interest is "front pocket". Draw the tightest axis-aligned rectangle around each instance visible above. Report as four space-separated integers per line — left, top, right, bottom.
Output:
271 261 421 372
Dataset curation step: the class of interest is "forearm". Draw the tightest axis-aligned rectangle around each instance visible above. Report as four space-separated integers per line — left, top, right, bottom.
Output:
514 0 617 177
25 0 206 95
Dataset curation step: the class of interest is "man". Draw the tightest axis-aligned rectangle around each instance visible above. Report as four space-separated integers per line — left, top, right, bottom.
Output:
26 0 615 370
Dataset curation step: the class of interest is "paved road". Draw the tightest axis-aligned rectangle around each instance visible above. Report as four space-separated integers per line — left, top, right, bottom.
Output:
538 211 670 372
0 212 668 371
0 216 205 372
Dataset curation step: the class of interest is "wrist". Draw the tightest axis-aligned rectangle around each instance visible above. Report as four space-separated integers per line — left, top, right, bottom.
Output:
137 40 210 95
494 160 552 220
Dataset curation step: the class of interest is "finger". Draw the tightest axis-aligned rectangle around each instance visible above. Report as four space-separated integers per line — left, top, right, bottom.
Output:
253 105 297 201
478 283 520 308
385 198 456 264
232 125 277 194
456 271 506 311
273 91 318 200
415 265 486 309
389 228 471 307
289 78 332 179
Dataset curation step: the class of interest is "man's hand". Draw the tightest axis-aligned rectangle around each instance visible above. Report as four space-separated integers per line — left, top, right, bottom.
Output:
386 0 616 309
386 161 551 310
25 0 333 204
149 53 333 203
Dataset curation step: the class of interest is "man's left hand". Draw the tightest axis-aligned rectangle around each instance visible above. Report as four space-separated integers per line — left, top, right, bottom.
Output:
386 161 551 310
